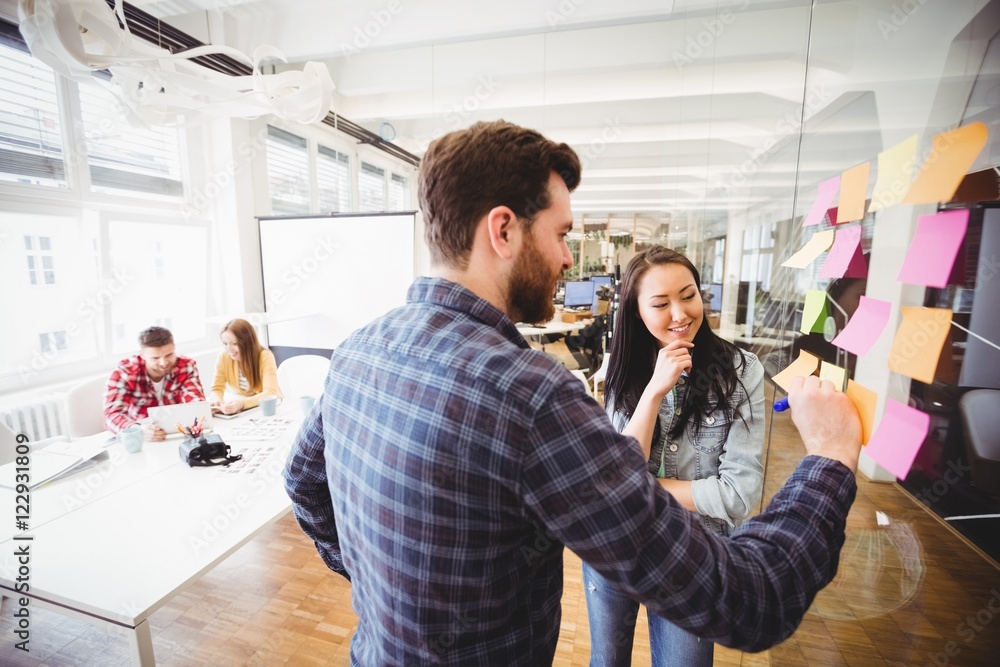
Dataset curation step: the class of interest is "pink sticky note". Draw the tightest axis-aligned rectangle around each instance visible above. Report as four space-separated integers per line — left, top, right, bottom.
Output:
865 399 929 480
897 210 970 288
820 226 863 279
831 295 892 356
803 177 840 227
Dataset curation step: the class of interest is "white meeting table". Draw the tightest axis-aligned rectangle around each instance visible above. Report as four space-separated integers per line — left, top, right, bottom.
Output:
0 404 303 665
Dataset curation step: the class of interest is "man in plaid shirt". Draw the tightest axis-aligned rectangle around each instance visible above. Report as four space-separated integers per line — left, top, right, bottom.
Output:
103 326 204 439
284 121 863 665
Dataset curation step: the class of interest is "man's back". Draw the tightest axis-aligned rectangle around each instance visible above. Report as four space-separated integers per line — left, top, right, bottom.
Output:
323 278 575 664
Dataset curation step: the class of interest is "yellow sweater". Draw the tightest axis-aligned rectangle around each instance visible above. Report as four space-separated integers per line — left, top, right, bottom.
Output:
210 348 282 409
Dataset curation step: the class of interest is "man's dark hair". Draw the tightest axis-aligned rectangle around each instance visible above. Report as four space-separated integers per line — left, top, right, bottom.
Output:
418 120 582 268
138 326 173 348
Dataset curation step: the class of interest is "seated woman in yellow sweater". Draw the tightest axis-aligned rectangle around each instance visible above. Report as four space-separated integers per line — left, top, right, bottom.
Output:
209 318 282 414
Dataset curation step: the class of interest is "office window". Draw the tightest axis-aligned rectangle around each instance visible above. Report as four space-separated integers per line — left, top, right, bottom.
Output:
389 172 409 211
24 235 56 285
359 162 386 212
0 42 65 187
78 76 183 198
317 146 351 213
39 331 68 354
108 220 207 355
266 126 311 215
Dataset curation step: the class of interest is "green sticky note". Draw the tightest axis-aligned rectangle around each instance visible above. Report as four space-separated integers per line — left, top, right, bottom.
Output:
801 289 829 334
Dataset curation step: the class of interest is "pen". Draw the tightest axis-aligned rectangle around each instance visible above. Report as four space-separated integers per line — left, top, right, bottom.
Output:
773 396 790 412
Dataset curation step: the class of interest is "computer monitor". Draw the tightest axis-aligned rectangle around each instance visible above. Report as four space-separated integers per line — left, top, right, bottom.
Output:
702 283 723 312
563 280 596 310
590 275 613 313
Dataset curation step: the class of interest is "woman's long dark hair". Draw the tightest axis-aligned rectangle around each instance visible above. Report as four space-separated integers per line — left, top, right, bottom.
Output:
604 246 749 443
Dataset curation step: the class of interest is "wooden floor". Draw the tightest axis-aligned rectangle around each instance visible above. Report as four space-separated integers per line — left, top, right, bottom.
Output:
3 388 1000 666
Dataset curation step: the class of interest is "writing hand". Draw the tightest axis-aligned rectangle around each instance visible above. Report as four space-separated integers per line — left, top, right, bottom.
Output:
787 375 862 473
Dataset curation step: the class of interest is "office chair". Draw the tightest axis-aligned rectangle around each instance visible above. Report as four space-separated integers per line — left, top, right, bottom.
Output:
959 389 1000 496
66 375 107 438
277 355 330 400
569 370 592 397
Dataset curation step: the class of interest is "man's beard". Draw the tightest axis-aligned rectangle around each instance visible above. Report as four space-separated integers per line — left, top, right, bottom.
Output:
507 228 557 325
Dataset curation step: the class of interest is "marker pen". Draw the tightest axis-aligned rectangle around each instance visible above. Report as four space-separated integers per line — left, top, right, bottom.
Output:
773 396 790 412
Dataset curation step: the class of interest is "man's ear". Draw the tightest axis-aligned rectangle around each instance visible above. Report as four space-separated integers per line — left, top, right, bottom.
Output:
485 206 520 260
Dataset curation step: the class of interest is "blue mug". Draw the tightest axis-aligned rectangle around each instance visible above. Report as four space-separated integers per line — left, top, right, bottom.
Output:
119 424 144 453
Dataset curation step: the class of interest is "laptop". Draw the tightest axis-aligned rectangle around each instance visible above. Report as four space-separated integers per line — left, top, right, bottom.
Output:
145 401 214 437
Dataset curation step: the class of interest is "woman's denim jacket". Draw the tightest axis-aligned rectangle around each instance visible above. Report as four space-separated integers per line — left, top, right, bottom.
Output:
609 350 765 537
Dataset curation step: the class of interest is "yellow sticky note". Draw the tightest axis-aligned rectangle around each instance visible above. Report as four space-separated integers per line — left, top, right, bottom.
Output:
781 230 835 269
887 307 953 384
902 122 988 205
801 290 829 335
846 379 877 445
772 350 821 392
868 135 919 212
836 162 870 223
819 361 847 391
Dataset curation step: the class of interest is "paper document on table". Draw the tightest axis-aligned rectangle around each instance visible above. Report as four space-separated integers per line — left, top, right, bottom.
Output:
221 417 297 441
0 433 114 489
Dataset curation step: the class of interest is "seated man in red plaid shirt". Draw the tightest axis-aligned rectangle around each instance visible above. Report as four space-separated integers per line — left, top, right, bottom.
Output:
103 326 205 441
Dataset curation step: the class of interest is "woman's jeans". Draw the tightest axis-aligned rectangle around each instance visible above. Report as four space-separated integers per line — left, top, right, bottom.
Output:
581 561 714 667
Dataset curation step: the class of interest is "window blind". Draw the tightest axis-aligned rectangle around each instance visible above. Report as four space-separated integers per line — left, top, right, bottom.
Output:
359 161 386 212
389 172 409 211
317 145 351 213
78 77 183 197
0 43 65 186
267 126 311 215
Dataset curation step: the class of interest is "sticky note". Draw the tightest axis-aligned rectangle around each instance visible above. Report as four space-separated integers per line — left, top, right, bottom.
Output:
820 226 865 279
887 307 953 384
771 350 821 392
819 361 847 391
803 177 840 227
836 162 870 223
831 296 892 357
865 399 930 480
782 230 835 269
845 379 877 445
801 290 829 334
868 135 919 212
897 209 970 288
902 122 988 205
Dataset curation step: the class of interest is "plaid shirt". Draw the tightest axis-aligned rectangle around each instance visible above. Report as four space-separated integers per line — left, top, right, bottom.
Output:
284 277 857 666
103 355 205 433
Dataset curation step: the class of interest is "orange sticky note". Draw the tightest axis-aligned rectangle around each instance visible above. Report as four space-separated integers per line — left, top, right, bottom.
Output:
902 122 988 205
772 350 821 392
845 379 877 445
836 162 870 223
819 361 847 391
887 307 953 384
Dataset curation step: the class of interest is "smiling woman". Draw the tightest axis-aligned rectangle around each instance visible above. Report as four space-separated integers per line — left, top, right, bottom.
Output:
591 244 766 667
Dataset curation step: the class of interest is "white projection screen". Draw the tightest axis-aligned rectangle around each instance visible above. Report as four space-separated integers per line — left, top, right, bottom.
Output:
258 212 418 353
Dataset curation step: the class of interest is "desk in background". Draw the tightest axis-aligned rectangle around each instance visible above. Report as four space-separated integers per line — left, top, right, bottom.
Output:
0 404 303 666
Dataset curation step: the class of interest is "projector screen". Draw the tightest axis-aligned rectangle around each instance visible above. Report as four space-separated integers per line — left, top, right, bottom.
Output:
258 212 418 353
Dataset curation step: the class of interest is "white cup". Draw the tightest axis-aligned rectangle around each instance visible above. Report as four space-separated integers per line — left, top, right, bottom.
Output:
259 395 278 417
